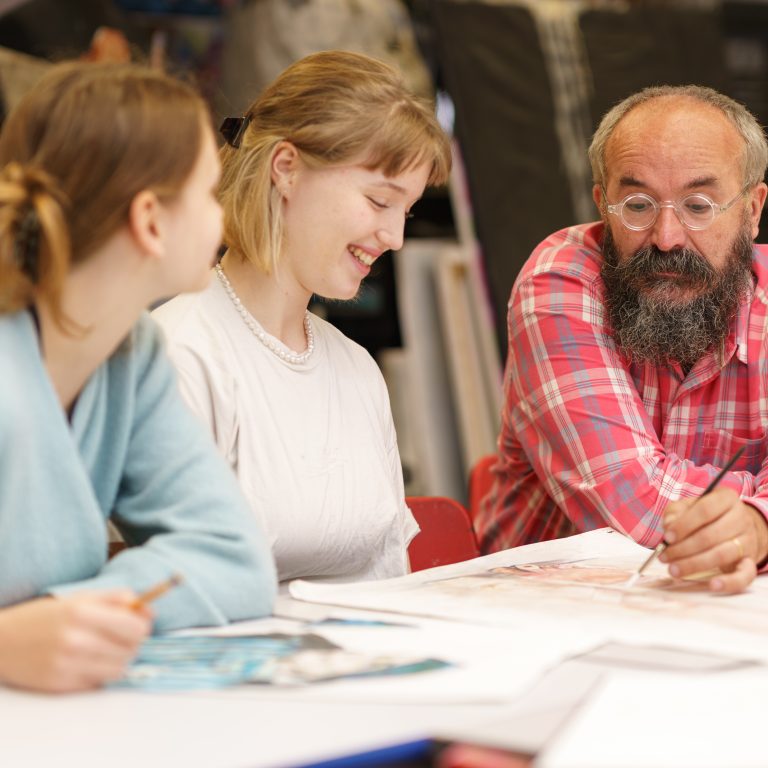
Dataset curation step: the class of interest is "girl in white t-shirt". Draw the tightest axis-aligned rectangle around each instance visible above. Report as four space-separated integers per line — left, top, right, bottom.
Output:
154 50 451 582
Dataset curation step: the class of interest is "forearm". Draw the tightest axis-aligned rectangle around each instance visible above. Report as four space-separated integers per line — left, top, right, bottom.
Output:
54 529 275 632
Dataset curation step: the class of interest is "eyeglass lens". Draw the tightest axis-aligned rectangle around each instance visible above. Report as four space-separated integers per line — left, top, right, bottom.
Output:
621 194 715 229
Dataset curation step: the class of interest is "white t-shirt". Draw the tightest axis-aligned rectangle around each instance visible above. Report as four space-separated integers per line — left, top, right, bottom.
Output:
153 276 418 582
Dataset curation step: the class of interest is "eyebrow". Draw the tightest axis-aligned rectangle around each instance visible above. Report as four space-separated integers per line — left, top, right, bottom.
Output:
617 174 720 191
617 174 643 188
371 180 408 194
684 175 720 190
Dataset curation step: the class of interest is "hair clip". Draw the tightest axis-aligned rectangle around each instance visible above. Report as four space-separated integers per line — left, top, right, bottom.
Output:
14 208 40 280
220 115 251 149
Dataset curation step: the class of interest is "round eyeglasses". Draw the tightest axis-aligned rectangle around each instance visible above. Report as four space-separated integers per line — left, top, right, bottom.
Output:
602 185 750 231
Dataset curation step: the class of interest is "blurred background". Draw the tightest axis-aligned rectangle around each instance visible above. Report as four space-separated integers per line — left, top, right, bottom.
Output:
3 0 767 500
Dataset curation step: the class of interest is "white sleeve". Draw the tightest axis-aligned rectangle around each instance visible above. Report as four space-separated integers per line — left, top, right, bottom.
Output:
372 359 420 548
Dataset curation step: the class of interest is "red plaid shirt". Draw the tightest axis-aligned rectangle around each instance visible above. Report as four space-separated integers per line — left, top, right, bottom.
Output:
476 222 768 553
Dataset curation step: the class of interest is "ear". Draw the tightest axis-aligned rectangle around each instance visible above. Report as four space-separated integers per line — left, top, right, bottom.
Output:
748 182 768 240
127 190 164 259
592 183 604 213
270 141 301 198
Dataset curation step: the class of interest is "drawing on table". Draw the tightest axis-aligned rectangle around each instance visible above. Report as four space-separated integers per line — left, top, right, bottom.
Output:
489 560 644 585
112 632 450 691
487 559 710 591
288 530 768 649
410 558 768 634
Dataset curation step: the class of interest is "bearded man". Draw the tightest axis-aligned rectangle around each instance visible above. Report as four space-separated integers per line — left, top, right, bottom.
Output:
477 85 768 593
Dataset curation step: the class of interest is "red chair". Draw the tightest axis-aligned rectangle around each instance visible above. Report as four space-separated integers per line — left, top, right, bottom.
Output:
406 496 480 571
468 453 497 524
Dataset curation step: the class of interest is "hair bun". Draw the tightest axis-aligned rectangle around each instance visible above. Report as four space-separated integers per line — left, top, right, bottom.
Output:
0 162 64 208
0 163 66 280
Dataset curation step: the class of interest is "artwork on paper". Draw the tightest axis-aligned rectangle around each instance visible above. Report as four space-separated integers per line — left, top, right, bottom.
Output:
288 530 768 657
112 632 449 692
396 556 768 636
485 558 707 590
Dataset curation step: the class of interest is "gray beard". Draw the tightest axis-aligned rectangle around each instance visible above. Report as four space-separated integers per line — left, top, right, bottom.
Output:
600 225 754 369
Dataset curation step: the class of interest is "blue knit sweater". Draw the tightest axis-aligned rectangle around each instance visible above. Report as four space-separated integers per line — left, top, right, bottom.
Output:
0 310 276 631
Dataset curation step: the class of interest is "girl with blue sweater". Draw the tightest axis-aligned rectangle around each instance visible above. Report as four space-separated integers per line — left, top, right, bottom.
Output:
0 62 276 693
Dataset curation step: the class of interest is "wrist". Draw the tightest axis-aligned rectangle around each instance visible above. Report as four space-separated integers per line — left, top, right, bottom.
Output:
748 506 768 568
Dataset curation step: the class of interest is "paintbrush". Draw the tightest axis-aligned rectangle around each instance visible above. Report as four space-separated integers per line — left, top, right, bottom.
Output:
625 445 746 588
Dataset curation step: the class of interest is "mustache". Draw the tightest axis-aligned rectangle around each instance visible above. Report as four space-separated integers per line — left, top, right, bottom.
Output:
606 245 718 286
600 223 754 367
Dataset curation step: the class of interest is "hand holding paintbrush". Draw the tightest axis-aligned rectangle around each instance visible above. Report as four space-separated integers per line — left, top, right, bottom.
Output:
627 446 768 592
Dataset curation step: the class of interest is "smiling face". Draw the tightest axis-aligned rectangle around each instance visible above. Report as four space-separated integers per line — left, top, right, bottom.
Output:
275 149 430 301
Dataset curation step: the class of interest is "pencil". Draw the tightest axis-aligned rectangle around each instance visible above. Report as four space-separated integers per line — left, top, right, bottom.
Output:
626 445 746 587
132 573 183 609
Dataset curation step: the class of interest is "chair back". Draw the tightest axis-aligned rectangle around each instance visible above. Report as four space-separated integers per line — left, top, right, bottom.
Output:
406 495 479 571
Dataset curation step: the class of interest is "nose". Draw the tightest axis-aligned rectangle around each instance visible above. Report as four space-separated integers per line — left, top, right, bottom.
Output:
649 203 688 252
376 211 406 252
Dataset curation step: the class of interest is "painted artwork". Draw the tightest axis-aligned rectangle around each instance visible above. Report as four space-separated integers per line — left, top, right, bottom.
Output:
422 557 768 634
289 529 768 653
112 631 449 692
486 558 712 591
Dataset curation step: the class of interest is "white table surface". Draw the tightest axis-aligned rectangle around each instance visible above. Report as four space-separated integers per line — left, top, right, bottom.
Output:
0 604 534 768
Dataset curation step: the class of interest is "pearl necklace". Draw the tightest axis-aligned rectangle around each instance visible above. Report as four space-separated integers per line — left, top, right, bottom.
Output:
215 264 315 365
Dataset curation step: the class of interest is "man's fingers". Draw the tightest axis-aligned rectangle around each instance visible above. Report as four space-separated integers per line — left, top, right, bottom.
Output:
662 509 744 564
709 558 757 595
663 487 739 543
667 533 745 579
662 496 696 529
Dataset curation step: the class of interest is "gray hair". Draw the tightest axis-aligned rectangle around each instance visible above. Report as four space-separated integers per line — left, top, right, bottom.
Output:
588 85 768 188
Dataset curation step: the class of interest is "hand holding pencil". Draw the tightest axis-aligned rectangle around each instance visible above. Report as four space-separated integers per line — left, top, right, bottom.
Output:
132 573 183 611
0 590 152 693
655 450 768 594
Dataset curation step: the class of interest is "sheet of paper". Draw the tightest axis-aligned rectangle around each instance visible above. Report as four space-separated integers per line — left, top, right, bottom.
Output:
289 528 768 659
112 629 450 692
537 669 768 768
437 641 760 755
177 609 576 705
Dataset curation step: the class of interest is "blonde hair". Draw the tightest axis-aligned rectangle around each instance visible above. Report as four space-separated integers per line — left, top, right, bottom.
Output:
0 61 208 329
219 50 451 274
589 84 768 188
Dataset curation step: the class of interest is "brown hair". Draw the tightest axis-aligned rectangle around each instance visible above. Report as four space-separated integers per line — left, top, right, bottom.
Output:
219 50 451 274
0 61 208 328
